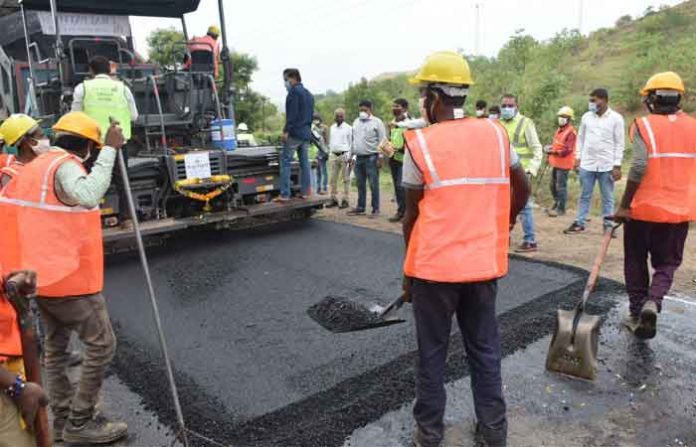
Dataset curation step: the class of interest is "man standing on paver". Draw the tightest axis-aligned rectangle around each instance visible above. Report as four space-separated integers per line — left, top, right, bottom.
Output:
277 68 314 202
565 88 625 234
545 106 577 217
347 100 387 217
402 51 530 447
614 72 696 340
499 94 543 253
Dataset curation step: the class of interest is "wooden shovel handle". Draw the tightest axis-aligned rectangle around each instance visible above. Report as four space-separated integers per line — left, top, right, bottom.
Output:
579 223 622 310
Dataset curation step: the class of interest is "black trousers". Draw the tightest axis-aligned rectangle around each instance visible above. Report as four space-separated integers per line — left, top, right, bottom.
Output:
411 278 506 446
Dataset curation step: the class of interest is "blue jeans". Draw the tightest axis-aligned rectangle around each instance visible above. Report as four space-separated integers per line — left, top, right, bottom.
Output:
316 156 328 192
519 199 536 243
280 138 311 198
354 154 380 212
575 168 615 228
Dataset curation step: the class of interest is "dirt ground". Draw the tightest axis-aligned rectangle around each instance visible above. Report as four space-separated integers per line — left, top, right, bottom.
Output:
316 190 696 295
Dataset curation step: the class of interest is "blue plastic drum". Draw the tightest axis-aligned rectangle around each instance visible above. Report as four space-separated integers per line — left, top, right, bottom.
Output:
211 118 237 151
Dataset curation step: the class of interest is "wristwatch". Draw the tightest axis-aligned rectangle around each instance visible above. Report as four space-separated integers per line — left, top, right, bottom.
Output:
5 375 25 398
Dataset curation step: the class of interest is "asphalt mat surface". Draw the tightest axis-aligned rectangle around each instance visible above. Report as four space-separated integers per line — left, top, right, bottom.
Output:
345 296 696 447
102 219 625 447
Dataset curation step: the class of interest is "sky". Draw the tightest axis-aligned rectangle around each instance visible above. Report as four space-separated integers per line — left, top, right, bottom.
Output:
130 0 684 106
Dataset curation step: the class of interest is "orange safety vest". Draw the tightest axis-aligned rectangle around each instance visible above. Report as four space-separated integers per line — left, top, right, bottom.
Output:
548 125 577 170
0 283 22 360
185 35 220 77
631 113 696 223
403 118 511 283
0 156 23 191
0 149 104 297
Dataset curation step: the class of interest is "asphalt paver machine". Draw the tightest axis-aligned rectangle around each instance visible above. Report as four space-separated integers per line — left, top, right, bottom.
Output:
3 0 328 252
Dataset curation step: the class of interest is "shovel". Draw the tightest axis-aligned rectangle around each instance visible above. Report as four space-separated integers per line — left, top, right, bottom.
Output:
308 295 407 333
546 223 621 381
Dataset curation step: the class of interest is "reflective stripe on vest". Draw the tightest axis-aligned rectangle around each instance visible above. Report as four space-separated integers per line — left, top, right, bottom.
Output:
404 118 511 283
83 78 132 140
548 125 577 170
631 113 696 223
0 149 104 297
502 115 533 170
0 289 22 358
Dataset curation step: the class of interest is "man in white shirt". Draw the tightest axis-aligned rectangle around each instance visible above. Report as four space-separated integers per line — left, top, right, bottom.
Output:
565 88 625 233
326 108 353 209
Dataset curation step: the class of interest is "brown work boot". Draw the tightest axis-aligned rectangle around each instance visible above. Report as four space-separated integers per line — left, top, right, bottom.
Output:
514 241 538 253
635 300 658 340
63 413 128 445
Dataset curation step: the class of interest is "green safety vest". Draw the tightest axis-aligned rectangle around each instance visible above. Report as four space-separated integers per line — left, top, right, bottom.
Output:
82 78 132 140
501 114 532 170
391 126 406 163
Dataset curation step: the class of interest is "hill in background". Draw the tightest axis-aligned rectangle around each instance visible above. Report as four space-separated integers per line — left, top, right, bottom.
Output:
315 0 696 144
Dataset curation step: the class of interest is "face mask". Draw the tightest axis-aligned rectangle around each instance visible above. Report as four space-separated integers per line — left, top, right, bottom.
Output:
475 110 485 117
313 120 321 126
335 118 344 125
359 111 369 120
78 148 92 163
558 117 569 127
30 138 51 155
284 80 292 92
500 106 516 120
489 114 499 121
588 102 599 113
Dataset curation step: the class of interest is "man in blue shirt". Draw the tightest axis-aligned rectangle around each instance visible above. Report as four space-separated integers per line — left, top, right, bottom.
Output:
276 68 314 201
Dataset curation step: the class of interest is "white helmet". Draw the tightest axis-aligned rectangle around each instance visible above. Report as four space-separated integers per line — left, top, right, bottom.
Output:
238 122 249 132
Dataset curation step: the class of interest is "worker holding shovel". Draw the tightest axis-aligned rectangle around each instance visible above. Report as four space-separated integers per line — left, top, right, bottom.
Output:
615 71 696 340
401 51 530 447
0 112 128 444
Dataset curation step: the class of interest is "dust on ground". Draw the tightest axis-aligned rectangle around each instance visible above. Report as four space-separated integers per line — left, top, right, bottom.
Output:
316 190 696 295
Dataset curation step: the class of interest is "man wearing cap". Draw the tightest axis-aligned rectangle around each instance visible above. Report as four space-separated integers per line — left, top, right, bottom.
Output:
185 25 222 78
0 112 128 444
0 114 49 187
615 72 696 340
545 107 577 217
402 51 530 447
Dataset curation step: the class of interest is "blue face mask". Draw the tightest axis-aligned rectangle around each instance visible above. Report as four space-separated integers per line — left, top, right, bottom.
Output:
500 106 516 120
284 80 292 92
588 102 599 113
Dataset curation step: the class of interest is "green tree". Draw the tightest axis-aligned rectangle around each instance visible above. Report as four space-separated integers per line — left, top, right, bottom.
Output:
146 27 187 70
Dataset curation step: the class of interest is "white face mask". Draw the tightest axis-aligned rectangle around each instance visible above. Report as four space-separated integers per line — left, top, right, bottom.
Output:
488 114 499 121
475 109 485 117
358 111 369 120
558 117 569 127
30 138 51 155
78 148 92 163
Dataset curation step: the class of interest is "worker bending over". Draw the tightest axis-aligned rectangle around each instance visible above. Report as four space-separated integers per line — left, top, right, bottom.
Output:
0 112 127 444
615 72 696 340
0 114 48 187
0 270 48 447
402 51 530 447
499 94 542 253
545 107 577 217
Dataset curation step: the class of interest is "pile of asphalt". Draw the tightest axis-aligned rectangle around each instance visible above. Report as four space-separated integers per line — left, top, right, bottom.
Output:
307 295 386 333
104 221 623 447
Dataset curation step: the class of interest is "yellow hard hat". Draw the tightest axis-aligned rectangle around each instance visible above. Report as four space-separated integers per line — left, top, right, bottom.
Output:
557 106 575 119
208 25 221 37
410 51 475 86
0 114 40 146
640 71 685 96
52 112 103 147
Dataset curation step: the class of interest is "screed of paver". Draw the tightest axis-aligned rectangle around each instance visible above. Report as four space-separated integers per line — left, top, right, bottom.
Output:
103 220 590 446
344 299 696 447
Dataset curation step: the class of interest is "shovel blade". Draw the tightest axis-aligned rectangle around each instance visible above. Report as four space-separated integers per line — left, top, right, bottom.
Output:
546 308 601 381
307 296 406 333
